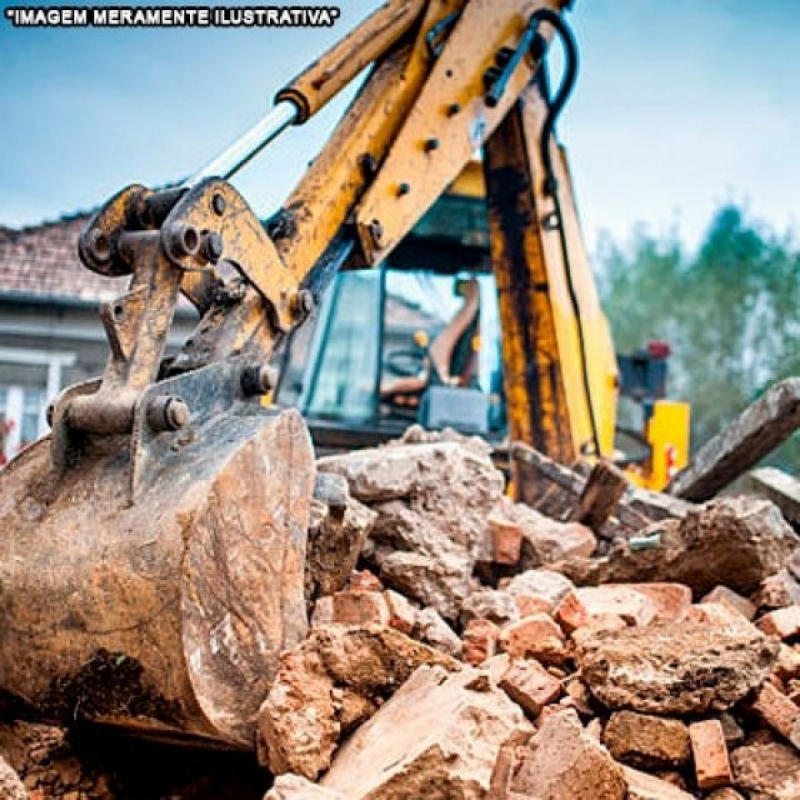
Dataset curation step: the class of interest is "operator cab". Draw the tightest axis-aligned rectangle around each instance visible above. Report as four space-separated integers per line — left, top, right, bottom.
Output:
274 163 507 452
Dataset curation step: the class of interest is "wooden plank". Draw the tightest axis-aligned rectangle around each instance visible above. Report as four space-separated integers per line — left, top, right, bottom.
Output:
570 461 628 532
669 378 800 502
510 442 678 538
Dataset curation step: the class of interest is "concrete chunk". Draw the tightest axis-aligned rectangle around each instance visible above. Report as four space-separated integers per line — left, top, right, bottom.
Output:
498 710 626 799
603 711 690 769
730 742 800 799
321 665 532 799
256 626 457 780
577 623 778 715
556 497 799 596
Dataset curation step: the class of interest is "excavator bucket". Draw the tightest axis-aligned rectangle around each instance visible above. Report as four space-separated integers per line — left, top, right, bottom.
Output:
0 361 315 749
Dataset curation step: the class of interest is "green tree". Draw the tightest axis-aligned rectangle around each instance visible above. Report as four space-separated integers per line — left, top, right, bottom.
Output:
598 205 800 472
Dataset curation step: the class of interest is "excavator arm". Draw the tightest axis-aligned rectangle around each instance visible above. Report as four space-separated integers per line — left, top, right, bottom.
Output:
0 0 644 750
59 0 614 488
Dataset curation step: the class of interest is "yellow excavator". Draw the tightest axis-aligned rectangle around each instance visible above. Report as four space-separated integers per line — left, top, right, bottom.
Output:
0 0 689 750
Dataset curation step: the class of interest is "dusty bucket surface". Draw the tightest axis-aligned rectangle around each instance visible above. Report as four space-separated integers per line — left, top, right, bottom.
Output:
0 407 315 749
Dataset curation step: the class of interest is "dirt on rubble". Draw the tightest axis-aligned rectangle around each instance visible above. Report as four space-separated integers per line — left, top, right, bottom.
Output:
35 650 183 727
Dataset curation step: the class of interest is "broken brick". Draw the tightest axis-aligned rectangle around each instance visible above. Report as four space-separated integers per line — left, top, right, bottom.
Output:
499 613 568 663
750 682 800 749
688 719 732 790
487 515 523 565
330 590 390 626
757 605 800 640
497 659 562 717
462 618 500 666
702 585 756 620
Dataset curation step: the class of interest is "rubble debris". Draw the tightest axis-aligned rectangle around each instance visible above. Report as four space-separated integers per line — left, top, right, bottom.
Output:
265 774 347 799
622 766 695 800
319 441 505 621
688 719 732 789
460 588 520 627
498 613 568 663
415 607 463 658
462 618 501 665
556 585 658 631
752 569 800 610
602 711 691 769
496 659 562 718
749 682 800 749
702 585 757 620
493 499 597 569
490 709 627 799
320 665 531 798
383 589 418 634
748 466 800 529
577 623 779 715
729 741 800 799
503 569 574 615
555 496 800 596
756 605 800 640
668 377 800 502
305 480 377 604
0 754 26 800
256 626 457 780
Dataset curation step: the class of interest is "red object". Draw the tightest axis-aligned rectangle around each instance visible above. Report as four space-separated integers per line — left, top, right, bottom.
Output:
648 340 671 359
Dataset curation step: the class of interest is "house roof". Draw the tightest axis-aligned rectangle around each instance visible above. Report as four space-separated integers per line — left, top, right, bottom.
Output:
0 213 125 305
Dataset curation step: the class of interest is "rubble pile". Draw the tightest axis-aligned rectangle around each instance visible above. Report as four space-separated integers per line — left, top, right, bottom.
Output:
3 431 800 798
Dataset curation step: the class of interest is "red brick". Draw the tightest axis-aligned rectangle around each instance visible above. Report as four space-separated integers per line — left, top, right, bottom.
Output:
499 614 568 663
461 618 500 666
348 570 383 592
775 644 800 682
330 590 390 625
688 719 732 790
497 659 562 717
556 586 656 634
626 583 692 623
702 585 757 620
514 593 554 618
685 602 757 633
751 682 800 748
487 515 523 566
757 605 800 640
383 590 417 635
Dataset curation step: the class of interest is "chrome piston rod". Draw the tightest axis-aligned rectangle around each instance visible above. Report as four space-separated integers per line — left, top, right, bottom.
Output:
184 100 299 188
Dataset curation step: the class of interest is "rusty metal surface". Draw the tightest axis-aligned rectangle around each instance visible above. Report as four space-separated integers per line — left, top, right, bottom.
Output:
276 0 427 121
355 0 563 262
0 406 315 749
484 96 573 462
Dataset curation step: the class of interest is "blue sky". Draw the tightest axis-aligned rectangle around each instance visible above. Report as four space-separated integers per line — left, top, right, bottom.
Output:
1 0 799 253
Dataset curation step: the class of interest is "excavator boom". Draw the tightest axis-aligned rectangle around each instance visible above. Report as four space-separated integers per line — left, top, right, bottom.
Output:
0 0 685 749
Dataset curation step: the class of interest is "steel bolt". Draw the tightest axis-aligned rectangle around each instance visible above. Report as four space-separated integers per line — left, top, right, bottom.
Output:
241 365 278 396
211 193 226 216
446 103 461 117
147 396 191 432
424 138 440 153
290 289 315 320
397 182 411 197
203 232 224 263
